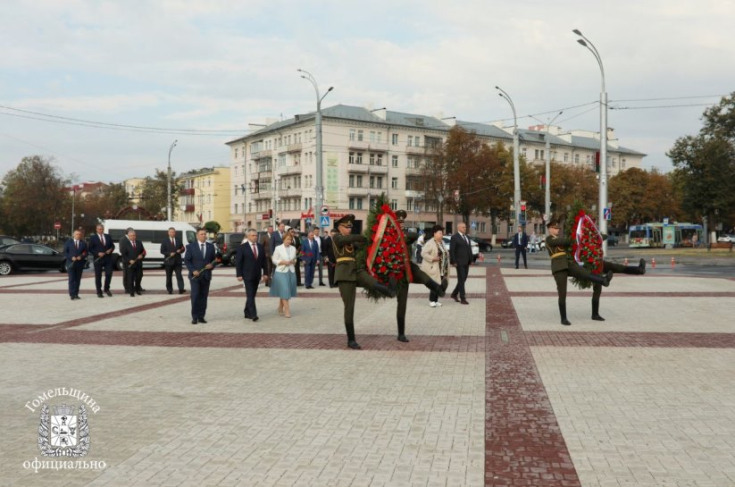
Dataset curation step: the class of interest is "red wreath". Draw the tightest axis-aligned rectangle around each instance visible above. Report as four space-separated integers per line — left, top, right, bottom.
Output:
570 210 604 275
366 204 412 285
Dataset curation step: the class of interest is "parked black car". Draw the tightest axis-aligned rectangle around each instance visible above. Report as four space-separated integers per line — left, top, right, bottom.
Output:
0 235 20 247
215 232 246 266
0 243 66 275
469 236 493 252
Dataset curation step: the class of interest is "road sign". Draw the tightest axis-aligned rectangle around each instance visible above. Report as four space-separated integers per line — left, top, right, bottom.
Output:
54 222 61 230
305 218 312 226
320 215 330 228
603 207 612 221
320 205 329 216
663 218 669 225
470 221 477 230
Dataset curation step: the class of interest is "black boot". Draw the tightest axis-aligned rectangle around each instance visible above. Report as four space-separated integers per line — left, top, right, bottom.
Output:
559 302 571 326
374 282 395 298
591 299 605 321
427 279 445 298
346 323 361 349
588 271 613 287
637 258 646 275
397 317 409 342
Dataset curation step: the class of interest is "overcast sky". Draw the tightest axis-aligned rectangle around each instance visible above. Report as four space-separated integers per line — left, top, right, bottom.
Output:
1 0 734 183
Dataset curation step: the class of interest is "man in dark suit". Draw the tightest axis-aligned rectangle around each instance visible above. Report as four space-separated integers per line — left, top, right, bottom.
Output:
270 222 285 256
119 228 146 297
512 225 529 269
160 227 186 295
64 229 88 300
88 223 115 297
184 228 216 325
290 228 303 286
313 227 326 286
449 222 472 305
260 226 273 287
323 229 337 287
302 231 319 289
235 229 268 321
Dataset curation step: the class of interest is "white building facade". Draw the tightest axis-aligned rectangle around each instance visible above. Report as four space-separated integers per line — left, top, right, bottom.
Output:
226 105 645 237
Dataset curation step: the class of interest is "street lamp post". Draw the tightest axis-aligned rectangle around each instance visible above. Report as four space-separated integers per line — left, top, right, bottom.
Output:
167 140 178 221
496 86 521 229
573 29 608 252
297 69 333 225
530 112 563 226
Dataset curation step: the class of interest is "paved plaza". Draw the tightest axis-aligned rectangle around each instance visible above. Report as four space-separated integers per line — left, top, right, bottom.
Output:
1 263 734 487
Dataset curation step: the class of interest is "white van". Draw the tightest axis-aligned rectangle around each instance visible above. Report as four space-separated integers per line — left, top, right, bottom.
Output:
100 220 198 270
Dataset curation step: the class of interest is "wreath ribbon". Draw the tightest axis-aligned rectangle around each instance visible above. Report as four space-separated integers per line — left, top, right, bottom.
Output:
366 213 413 283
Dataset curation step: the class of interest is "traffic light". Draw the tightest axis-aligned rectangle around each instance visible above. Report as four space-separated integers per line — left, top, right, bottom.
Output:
520 202 527 212
595 151 600 173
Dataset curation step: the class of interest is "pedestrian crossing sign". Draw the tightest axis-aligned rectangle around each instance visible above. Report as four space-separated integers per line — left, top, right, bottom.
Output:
320 215 330 228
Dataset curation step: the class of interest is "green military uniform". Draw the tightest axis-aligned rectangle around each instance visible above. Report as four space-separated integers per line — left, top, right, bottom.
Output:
333 215 395 349
393 212 447 342
545 233 611 325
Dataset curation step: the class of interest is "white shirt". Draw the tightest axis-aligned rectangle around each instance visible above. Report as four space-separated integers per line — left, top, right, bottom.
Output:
272 244 296 273
314 235 322 252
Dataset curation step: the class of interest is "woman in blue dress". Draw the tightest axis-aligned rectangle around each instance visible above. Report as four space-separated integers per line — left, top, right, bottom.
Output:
269 233 298 318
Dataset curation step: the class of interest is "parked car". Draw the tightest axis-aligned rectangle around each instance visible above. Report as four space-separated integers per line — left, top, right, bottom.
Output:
500 239 512 249
442 235 480 263
718 234 735 243
0 235 20 247
607 235 619 246
215 232 246 266
469 236 493 252
0 243 66 276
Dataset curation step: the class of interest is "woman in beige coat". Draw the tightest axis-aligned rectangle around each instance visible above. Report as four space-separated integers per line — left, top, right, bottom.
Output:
420 225 449 307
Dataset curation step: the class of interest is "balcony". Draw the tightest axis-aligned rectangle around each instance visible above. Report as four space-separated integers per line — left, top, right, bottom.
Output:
347 140 389 152
252 149 273 160
258 169 272 178
285 142 302 153
406 144 426 155
281 164 303 176
278 188 303 198
347 163 369 173
180 188 195 196
184 204 195 212
252 190 273 200
346 186 370 196
405 190 425 199
405 165 424 176
367 164 388 174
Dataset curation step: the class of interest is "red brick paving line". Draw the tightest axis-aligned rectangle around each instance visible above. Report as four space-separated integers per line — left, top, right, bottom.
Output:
485 267 581 487
511 291 735 298
526 331 735 348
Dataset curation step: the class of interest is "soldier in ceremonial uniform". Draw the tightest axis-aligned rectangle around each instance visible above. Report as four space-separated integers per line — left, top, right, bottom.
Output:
545 217 612 325
333 214 396 350
393 210 447 342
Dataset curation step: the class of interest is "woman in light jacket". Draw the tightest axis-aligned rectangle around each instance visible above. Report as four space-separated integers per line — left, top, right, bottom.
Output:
420 225 449 307
269 233 298 317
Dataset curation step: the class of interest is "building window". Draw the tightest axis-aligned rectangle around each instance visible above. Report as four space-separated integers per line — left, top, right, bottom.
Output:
391 177 398 189
408 135 413 147
392 134 398 145
357 130 364 141
377 132 382 143
564 152 569 162
369 153 375 165
356 152 363 164
357 198 363 210
392 155 398 167
480 222 486 233
522 148 527 159
574 154 579 164
376 176 383 189
350 129 356 141
369 131 376 142
390 199 398 210
415 136 421 147
349 152 355 164
622 158 627 168
356 175 363 187
349 175 355 187
349 198 355 210
235 148 239 158
376 154 383 166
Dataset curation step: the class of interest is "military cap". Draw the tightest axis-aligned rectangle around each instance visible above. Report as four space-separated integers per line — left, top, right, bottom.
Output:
395 210 407 222
336 214 355 228
546 216 562 228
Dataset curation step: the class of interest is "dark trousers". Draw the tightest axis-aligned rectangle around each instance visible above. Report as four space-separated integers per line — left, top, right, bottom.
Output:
515 247 527 268
165 264 185 293
452 264 469 299
93 258 113 292
190 278 211 319
125 264 143 293
338 281 358 342
243 279 259 318
327 262 336 287
305 261 315 287
554 264 596 305
317 260 324 284
295 259 302 285
67 263 83 296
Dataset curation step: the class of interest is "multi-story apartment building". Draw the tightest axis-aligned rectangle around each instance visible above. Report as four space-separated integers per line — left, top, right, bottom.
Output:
226 104 645 237
174 167 231 228
123 177 145 205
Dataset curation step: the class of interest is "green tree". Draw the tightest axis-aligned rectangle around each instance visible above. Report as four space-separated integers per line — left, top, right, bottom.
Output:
0 156 69 236
203 221 221 234
139 169 180 219
668 93 735 230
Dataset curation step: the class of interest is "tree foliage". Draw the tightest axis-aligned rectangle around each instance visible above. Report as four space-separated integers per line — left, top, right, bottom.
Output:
139 169 180 218
607 168 680 228
668 93 735 228
0 156 69 236
203 221 221 234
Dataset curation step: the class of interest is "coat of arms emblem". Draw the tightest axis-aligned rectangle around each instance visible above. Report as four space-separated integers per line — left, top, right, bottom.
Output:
38 404 90 457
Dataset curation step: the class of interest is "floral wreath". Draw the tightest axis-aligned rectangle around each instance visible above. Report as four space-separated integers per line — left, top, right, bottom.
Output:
366 204 413 286
569 210 604 289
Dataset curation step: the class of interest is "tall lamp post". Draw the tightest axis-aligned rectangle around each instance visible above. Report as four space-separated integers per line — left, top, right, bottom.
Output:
496 86 521 230
530 111 563 226
167 139 178 221
573 29 608 252
297 69 333 225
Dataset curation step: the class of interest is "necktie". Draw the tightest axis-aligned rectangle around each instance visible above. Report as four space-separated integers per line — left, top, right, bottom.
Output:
201 243 205 256
100 234 105 246
252 243 257 259
132 241 136 250
75 240 78 250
